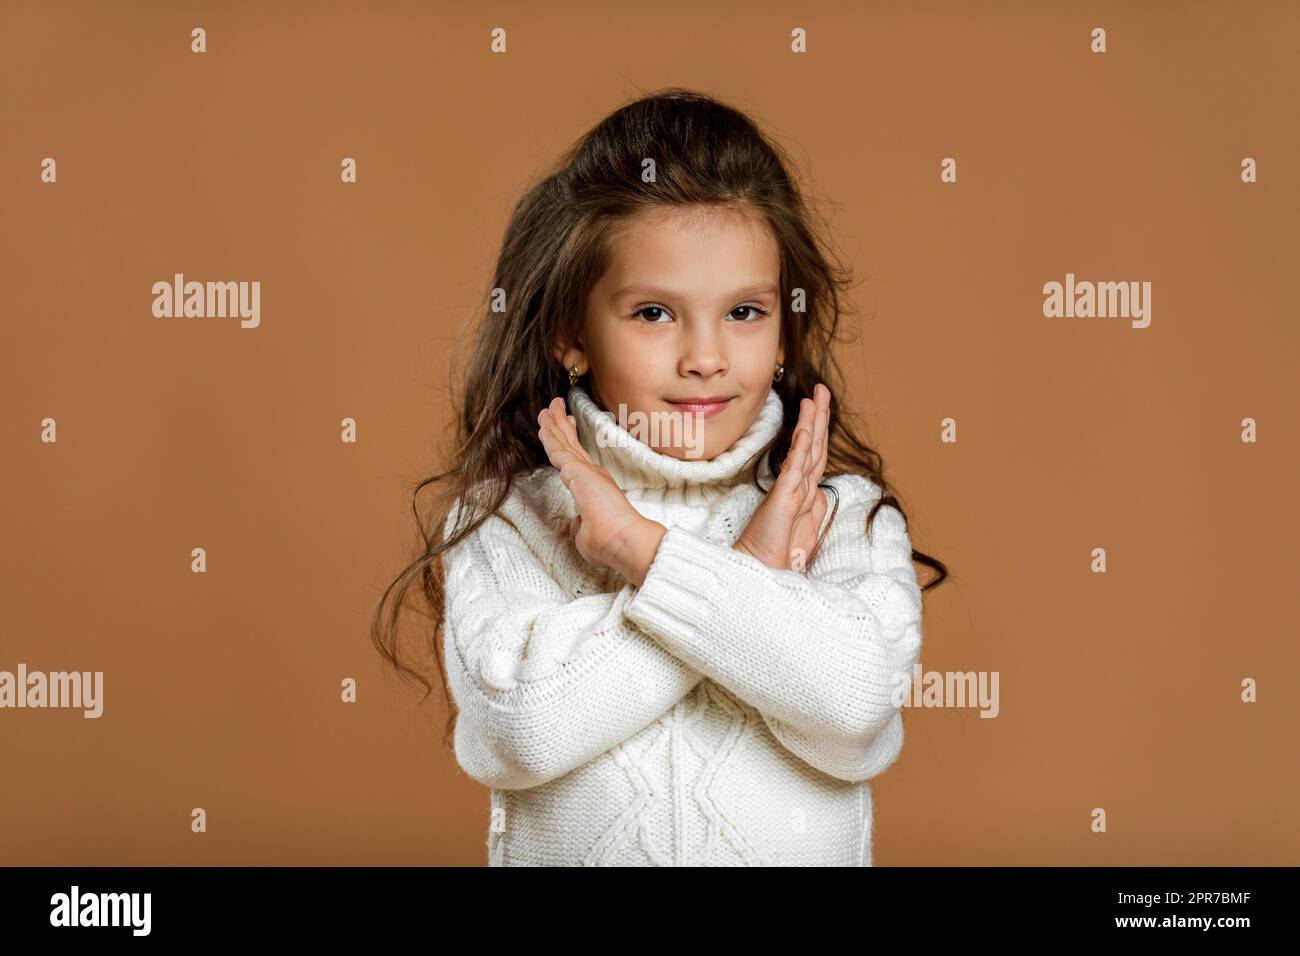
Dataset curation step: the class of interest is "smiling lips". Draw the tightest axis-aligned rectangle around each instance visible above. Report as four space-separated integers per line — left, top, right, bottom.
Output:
665 396 733 418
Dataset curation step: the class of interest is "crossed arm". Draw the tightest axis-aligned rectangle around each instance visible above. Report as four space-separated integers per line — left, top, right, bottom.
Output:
443 473 923 790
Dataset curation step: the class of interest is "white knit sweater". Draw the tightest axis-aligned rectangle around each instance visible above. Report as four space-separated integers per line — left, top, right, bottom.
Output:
442 383 924 866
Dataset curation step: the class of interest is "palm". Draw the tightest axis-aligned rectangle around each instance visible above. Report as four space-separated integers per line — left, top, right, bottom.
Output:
788 488 827 571
536 395 643 572
565 463 641 564
736 383 832 571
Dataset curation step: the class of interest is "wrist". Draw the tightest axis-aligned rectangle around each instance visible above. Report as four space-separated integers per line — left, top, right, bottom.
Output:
731 534 786 570
611 516 666 587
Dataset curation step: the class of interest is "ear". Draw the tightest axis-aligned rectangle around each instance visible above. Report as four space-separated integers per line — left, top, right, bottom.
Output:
553 342 583 367
553 342 588 379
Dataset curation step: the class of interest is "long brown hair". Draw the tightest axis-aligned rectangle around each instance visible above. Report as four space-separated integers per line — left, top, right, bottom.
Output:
371 87 950 748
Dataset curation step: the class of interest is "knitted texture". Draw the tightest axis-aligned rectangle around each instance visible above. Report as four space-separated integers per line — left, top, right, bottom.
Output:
441 383 924 865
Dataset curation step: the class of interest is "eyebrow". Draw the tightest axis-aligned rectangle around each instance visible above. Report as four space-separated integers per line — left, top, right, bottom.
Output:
611 282 779 302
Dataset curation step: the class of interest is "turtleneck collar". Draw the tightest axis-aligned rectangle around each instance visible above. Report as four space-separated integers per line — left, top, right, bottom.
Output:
566 383 785 496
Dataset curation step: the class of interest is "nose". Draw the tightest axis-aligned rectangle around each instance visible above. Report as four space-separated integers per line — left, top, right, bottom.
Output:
678 321 727 378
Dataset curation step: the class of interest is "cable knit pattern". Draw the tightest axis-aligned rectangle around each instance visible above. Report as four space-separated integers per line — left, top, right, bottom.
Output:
441 383 924 866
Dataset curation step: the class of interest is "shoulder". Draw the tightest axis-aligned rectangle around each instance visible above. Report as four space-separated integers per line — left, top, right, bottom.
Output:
444 467 569 545
820 472 909 545
822 472 883 507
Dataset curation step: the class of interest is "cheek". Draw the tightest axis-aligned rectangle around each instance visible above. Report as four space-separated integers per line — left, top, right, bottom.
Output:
583 334 633 394
599 367 659 408
596 325 666 376
603 345 669 392
734 348 780 388
734 322 781 364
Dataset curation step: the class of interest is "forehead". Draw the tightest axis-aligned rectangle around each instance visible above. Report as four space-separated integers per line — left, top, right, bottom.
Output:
598 205 780 300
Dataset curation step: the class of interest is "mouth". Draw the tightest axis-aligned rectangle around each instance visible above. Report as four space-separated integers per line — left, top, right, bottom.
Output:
664 396 735 419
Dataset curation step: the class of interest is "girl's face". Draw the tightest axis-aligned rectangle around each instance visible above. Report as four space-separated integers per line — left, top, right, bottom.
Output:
564 204 783 462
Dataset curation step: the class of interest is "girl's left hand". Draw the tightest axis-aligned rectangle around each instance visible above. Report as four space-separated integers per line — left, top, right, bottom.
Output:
537 397 661 579
734 383 831 571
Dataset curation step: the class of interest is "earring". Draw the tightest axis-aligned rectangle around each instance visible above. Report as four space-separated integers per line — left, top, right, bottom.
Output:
568 362 581 385
773 364 784 382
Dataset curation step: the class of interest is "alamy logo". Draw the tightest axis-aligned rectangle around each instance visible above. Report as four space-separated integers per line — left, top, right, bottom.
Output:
596 404 706 459
49 885 151 936
0 664 103 717
152 273 261 328
891 664 1000 718
1042 272 1151 328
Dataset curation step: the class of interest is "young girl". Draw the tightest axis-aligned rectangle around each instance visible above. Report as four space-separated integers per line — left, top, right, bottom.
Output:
372 88 948 866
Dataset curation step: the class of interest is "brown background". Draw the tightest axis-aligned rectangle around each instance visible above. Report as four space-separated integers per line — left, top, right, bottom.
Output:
2 0 1296 865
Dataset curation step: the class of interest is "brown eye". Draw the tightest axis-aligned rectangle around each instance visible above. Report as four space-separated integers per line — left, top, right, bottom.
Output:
633 305 670 322
730 305 770 321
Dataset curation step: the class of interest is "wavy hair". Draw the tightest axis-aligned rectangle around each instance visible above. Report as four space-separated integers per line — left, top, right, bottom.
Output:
371 87 951 748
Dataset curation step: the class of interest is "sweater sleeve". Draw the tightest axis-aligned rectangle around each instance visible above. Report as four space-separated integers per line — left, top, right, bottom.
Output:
621 474 923 784
441 498 705 791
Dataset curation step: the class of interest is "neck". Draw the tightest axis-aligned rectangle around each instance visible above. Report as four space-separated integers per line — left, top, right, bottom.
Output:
566 384 785 501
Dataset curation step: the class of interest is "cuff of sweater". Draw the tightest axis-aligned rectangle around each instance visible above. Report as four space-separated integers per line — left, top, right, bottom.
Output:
623 525 727 655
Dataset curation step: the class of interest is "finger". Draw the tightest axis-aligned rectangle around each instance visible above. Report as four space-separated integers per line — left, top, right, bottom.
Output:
805 488 830 563
789 390 828 521
796 394 814 440
785 399 813 476
811 487 828 536
809 384 829 485
776 421 813 501
539 401 583 469
793 396 821 506
560 411 595 464
547 398 594 465
539 398 593 468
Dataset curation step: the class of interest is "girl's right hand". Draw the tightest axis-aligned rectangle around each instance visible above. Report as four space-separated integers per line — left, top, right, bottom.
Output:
537 397 661 579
